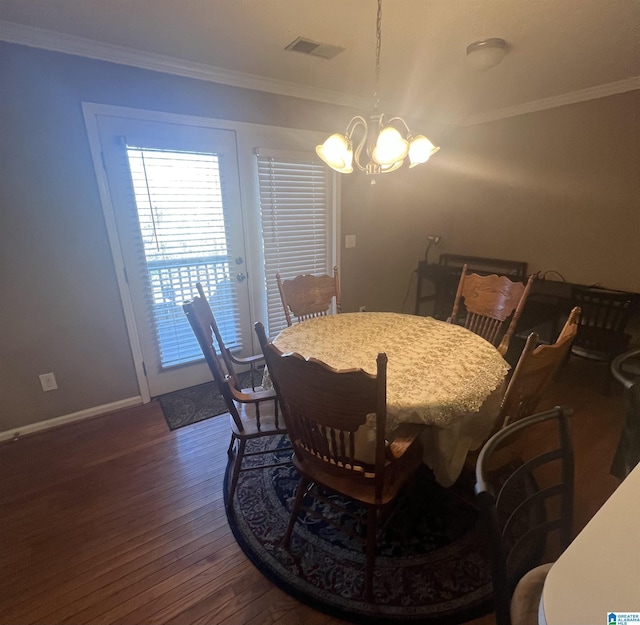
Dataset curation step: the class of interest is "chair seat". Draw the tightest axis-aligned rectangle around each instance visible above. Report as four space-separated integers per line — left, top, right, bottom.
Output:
350 422 426 465
510 562 553 625
292 437 423 507
229 398 286 438
387 423 427 459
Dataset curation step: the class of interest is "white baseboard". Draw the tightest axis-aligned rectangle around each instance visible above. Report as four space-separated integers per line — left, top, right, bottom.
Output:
0 396 143 442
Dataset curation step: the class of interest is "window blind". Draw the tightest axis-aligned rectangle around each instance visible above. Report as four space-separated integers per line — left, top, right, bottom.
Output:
125 145 242 368
257 153 332 336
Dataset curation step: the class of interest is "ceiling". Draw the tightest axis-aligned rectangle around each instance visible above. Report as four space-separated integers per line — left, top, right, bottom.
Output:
1 0 639 127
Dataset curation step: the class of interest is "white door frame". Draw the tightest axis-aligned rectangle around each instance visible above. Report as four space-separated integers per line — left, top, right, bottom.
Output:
83 102 339 402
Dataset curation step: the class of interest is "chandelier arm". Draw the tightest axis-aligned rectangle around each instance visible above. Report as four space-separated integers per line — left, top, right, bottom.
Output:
353 145 368 172
345 115 369 138
386 116 412 136
347 117 369 172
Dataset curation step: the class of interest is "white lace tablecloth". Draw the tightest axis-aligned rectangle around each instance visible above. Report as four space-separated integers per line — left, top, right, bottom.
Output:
268 312 510 486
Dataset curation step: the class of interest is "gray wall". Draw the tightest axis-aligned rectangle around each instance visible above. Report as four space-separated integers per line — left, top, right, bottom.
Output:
0 42 352 431
432 92 640 292
340 91 640 316
1 42 639 432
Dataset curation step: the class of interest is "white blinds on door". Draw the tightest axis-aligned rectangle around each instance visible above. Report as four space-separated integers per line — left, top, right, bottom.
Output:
125 145 242 368
257 153 333 336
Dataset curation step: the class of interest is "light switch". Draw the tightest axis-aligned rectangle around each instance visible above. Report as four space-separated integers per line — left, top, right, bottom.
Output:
345 234 356 249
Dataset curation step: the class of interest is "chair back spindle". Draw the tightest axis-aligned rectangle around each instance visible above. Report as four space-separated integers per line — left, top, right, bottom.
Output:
449 264 534 355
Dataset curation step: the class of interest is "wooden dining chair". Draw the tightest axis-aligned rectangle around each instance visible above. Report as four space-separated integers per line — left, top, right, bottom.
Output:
475 406 574 625
448 264 535 356
276 266 341 326
460 308 579 479
569 285 636 394
255 321 423 602
195 282 262 390
183 295 288 506
497 306 580 429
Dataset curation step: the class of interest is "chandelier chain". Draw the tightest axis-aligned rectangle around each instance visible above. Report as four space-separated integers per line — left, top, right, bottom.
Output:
314 0 439 175
373 0 382 110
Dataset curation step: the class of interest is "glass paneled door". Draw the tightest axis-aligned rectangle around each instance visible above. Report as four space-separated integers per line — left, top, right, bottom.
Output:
95 115 252 397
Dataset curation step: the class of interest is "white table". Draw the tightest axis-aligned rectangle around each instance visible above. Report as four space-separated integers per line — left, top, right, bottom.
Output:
540 462 640 624
270 312 509 486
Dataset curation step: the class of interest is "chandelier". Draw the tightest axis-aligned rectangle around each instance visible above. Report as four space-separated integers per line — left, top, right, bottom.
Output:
316 0 439 176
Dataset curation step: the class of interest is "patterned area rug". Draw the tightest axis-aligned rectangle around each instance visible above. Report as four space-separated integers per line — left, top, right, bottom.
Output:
158 369 263 430
225 436 493 624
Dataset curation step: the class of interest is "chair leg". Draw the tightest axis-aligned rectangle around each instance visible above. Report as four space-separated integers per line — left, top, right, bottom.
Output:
365 507 377 603
284 476 309 549
226 438 246 507
227 433 236 456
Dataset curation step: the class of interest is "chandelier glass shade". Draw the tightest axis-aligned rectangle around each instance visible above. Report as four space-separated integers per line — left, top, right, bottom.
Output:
316 0 439 176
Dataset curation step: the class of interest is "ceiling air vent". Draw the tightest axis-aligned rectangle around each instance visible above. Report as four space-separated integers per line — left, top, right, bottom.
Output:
285 37 345 60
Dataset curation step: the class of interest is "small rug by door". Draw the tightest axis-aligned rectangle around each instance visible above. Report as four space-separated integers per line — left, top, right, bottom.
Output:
158 369 263 430
225 436 493 625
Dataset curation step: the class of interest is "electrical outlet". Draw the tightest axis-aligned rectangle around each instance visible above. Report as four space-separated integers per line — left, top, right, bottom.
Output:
39 372 58 392
427 235 442 244
359 306 367 312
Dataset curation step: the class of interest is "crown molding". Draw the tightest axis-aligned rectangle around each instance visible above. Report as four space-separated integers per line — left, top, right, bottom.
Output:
3 20 638 126
461 76 640 126
0 20 368 110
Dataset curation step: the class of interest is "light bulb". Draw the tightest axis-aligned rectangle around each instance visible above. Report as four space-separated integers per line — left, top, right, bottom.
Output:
316 134 353 172
408 135 440 168
372 127 409 165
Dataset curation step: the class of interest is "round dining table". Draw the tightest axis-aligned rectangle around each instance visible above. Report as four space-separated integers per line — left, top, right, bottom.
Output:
268 312 510 487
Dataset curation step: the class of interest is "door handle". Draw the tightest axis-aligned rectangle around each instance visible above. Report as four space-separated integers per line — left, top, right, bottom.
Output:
236 272 247 283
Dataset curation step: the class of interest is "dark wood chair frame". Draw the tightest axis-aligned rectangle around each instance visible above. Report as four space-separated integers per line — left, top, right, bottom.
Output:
183 295 289 506
255 321 423 602
475 406 574 625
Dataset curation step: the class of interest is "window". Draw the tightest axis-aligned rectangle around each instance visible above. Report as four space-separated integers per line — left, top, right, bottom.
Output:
126 145 241 368
257 151 336 335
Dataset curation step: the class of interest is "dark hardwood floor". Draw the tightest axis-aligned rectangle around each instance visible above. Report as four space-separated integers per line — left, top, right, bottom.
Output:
0 357 626 625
